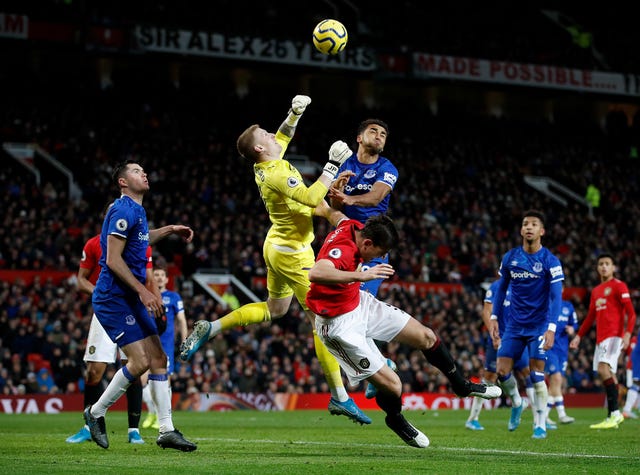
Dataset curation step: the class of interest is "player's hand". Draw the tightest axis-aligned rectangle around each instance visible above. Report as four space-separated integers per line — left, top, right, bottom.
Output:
329 140 352 166
543 330 555 350
331 170 355 190
140 288 164 318
360 263 394 282
569 335 580 350
291 95 311 115
172 225 194 243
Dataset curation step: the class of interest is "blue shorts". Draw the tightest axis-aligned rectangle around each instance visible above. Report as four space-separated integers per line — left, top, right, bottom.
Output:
631 343 640 380
498 330 547 363
360 253 389 296
546 347 568 376
93 295 158 347
485 335 529 373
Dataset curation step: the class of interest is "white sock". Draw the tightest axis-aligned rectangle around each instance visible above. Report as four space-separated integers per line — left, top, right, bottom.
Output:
142 384 156 414
533 381 548 428
209 320 221 337
91 367 133 418
333 386 349 401
555 396 568 418
500 374 522 408
468 396 484 421
623 387 639 413
526 386 535 408
149 376 175 433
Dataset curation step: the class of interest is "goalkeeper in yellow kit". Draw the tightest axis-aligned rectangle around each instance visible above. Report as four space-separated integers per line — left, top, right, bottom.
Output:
180 95 370 424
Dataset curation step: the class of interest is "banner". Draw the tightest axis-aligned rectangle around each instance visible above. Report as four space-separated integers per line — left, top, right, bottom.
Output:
0 392 605 413
133 25 377 71
0 13 28 39
413 53 640 97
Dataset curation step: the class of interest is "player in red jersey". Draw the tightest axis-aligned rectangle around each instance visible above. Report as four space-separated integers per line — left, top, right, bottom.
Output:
66 233 154 444
306 204 501 448
570 253 637 429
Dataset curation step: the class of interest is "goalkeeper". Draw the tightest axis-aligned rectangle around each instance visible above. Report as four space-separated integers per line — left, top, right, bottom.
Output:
180 95 371 424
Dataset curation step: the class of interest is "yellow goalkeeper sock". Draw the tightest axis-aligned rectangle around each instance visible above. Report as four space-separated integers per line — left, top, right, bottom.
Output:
313 331 348 401
214 302 271 334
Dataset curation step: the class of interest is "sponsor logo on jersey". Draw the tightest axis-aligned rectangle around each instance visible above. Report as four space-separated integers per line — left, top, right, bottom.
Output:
81 250 87 262
138 232 149 241
345 183 373 193
287 177 299 187
510 270 539 279
550 265 563 278
383 172 397 185
116 219 128 231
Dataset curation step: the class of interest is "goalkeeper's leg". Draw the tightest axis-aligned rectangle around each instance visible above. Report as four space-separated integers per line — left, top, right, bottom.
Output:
208 302 271 335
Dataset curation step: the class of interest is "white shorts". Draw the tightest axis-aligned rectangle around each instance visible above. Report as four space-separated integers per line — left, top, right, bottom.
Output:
84 314 126 363
593 336 622 373
315 291 410 385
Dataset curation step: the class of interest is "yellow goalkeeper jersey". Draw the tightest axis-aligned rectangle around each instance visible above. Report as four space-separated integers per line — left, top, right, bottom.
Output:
253 131 328 248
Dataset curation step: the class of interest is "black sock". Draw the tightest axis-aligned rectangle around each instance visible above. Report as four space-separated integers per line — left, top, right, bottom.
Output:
84 382 102 407
375 390 402 417
422 338 468 395
604 377 619 414
126 379 143 428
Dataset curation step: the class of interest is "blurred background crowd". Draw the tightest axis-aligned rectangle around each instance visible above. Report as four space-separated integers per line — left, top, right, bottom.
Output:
0 2 638 400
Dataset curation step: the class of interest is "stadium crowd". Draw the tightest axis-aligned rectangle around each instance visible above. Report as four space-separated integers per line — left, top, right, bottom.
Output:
1 3 639 403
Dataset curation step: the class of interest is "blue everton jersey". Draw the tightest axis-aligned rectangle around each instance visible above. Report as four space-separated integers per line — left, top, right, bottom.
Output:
485 280 511 335
94 195 150 299
338 154 398 222
159 289 183 357
553 299 578 349
498 246 564 329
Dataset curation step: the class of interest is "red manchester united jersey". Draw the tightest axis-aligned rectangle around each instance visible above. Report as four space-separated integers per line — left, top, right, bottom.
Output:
578 278 637 343
80 234 153 285
306 219 364 317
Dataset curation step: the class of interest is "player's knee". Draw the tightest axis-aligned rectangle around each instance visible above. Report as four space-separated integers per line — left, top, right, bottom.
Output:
86 364 106 384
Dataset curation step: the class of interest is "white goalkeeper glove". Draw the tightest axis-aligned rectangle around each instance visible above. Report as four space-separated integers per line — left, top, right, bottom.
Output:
286 95 312 127
322 140 352 178
291 95 311 115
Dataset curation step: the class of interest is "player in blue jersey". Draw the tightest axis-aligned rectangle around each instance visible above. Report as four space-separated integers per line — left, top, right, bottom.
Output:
622 335 640 418
544 296 579 427
328 119 398 399
328 118 397 296
83 160 197 452
489 210 565 440
141 264 188 430
466 279 533 430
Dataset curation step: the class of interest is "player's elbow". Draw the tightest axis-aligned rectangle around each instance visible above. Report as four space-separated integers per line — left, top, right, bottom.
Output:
308 267 321 282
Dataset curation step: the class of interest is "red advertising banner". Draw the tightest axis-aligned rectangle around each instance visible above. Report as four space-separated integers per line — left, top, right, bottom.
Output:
0 392 605 414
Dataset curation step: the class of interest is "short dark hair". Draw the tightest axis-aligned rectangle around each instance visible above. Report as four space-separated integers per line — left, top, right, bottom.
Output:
357 118 389 137
112 160 139 188
522 209 545 226
597 252 615 264
361 214 399 251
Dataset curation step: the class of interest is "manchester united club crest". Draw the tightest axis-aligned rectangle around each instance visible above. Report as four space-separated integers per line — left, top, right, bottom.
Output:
359 358 370 369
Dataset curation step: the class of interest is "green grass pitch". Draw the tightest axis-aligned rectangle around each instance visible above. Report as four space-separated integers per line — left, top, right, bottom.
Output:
1 408 639 474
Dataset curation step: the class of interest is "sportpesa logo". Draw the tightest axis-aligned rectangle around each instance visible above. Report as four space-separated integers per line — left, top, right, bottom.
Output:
345 183 372 192
510 270 539 279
